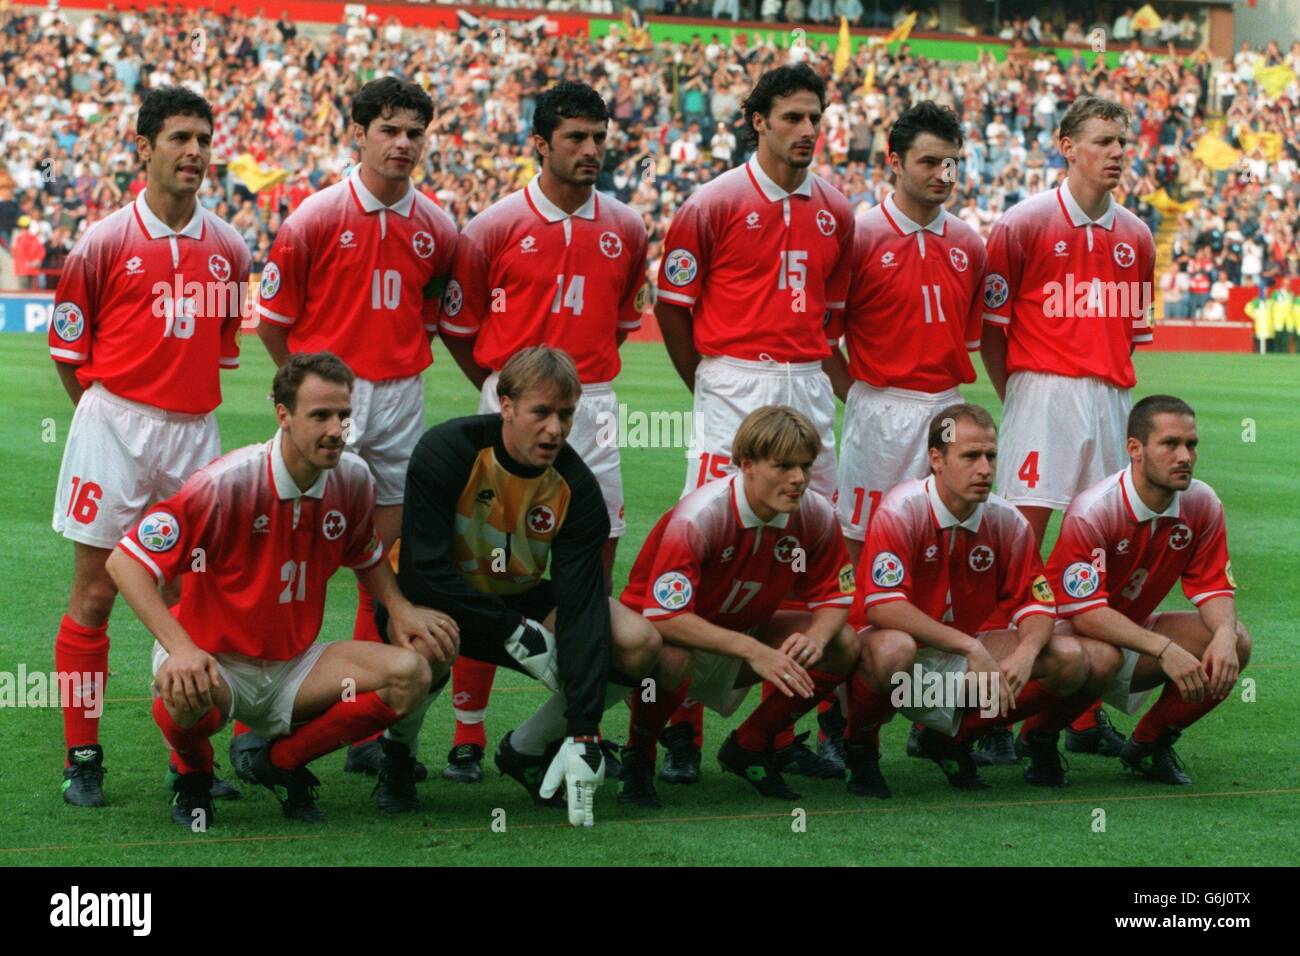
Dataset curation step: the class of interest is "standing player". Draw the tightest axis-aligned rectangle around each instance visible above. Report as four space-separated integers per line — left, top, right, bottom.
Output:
436 81 648 783
389 347 668 826
106 353 458 825
844 405 1113 795
252 77 457 776
617 406 860 807
49 87 249 806
653 63 855 780
1046 396 1249 785
979 95 1155 756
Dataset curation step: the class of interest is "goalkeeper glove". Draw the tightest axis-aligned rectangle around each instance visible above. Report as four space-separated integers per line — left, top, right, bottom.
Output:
504 617 559 692
539 735 605 828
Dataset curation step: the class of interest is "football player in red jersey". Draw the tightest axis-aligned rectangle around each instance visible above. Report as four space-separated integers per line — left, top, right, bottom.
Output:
617 407 860 806
1047 396 1250 785
436 82 648 783
49 87 249 807
107 353 458 825
250 78 458 781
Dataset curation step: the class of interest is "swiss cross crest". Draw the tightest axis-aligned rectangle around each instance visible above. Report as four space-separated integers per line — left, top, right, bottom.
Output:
774 535 800 564
949 247 969 272
968 545 994 572
208 253 231 281
322 510 346 540
1168 523 1192 550
815 209 835 236
527 504 556 534
1113 241 1136 268
599 231 623 258
412 230 435 259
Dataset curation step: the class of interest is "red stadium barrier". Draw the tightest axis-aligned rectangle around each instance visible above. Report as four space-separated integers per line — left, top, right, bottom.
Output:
1144 320 1254 352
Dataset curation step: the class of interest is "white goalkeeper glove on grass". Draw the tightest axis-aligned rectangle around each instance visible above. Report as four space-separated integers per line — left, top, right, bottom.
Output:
539 735 605 828
504 618 559 692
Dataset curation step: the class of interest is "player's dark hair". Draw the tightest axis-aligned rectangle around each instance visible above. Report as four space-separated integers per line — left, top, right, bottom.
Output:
732 405 819 468
1058 95 1131 150
888 101 964 160
352 77 434 132
1128 395 1195 444
928 404 997 455
531 81 610 147
497 346 582 405
136 86 214 148
272 352 355 411
740 63 826 150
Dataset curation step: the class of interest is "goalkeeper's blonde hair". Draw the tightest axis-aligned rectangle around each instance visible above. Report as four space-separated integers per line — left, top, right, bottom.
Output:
732 405 819 468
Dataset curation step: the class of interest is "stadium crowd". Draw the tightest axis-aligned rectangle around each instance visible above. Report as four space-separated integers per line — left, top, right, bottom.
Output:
2 2 1298 320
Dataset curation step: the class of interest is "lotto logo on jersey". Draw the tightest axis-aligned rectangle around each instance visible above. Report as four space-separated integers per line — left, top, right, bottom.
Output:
208 254 231 282
442 279 464 317
815 209 835 236
653 571 693 611
260 262 281 300
138 511 180 553
871 551 905 588
1168 523 1193 550
599 231 623 258
412 231 435 259
984 273 1009 309
949 247 969 272
322 510 347 540
664 249 698 286
527 505 556 534
1113 242 1136 269
1062 561 1099 599
968 545 994 572
52 302 85 342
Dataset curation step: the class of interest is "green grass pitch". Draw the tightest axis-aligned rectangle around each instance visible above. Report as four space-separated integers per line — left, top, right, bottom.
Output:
1 334 1297 866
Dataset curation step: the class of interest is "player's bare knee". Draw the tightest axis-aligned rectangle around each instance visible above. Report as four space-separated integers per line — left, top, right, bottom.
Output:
823 625 860 675
1048 634 1088 693
1235 622 1252 667
1083 640 1123 692
70 577 116 628
385 649 430 713
656 643 693 688
868 630 916 686
613 618 660 677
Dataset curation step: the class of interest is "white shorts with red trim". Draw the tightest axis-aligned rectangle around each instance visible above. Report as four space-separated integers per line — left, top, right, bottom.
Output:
52 383 220 550
997 371 1131 510
480 373 625 538
151 640 329 738
346 375 424 507
837 382 962 541
685 648 752 718
684 356 838 502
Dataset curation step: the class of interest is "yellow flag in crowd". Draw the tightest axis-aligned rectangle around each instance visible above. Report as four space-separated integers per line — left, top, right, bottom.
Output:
1139 188 1199 217
833 17 852 78
884 11 917 45
1131 5 1163 32
228 153 289 193
1191 134 1240 171
1240 130 1283 163
1253 63 1297 101
862 61 876 95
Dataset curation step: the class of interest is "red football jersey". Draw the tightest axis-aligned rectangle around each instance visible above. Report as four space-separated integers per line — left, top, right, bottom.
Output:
116 433 383 660
620 473 854 631
844 194 988 391
254 168 458 380
1046 467 1235 624
655 156 855 362
854 476 1055 633
982 183 1155 389
49 193 248 414
438 177 648 384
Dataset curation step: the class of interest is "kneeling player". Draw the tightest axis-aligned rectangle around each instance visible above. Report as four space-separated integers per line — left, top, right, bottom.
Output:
108 354 458 825
1046 395 1249 785
845 404 1117 794
617 406 860 806
386 346 668 827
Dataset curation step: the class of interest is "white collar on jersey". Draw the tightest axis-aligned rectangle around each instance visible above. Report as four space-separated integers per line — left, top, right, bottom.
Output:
884 192 946 236
1121 466 1181 521
731 473 792 530
270 432 328 501
1058 180 1116 231
746 155 813 202
349 166 415 218
525 174 596 222
925 475 984 533
134 191 204 239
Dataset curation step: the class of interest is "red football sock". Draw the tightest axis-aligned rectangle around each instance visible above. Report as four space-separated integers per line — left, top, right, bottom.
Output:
669 699 705 749
152 697 222 774
845 673 893 749
735 669 844 752
352 580 381 643
626 677 690 760
451 656 497 748
956 679 1058 741
55 614 109 761
763 684 798 749
816 697 835 743
232 721 252 737
1131 681 1228 744
1069 698 1103 732
269 691 399 771
1022 688 1099 735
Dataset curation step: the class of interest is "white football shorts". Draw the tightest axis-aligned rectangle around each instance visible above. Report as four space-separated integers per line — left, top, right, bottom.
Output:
346 374 425 507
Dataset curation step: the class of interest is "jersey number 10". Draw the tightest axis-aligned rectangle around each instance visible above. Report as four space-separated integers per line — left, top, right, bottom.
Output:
372 269 401 310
